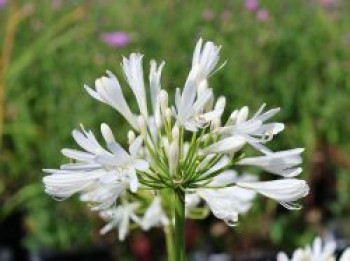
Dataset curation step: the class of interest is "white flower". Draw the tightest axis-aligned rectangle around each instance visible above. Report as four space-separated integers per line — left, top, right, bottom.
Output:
84 71 139 130
191 38 221 83
304 237 336 261
217 104 285 153
277 249 307 261
121 53 148 118
99 201 141 241
237 148 304 178
188 170 256 225
340 248 350 261
141 197 169 231
42 123 148 210
175 39 223 132
200 135 246 155
236 179 309 209
277 237 350 261
44 37 310 242
149 60 165 127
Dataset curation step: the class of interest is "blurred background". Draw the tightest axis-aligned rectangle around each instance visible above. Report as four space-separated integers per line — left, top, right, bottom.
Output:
1 0 350 260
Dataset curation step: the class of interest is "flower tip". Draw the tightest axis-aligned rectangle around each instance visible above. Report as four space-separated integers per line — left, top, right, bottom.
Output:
100 123 114 143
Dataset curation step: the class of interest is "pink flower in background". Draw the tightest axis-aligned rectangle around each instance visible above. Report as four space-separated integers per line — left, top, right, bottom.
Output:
0 0 7 8
245 0 259 11
256 9 269 22
320 0 335 7
100 32 130 48
202 8 215 21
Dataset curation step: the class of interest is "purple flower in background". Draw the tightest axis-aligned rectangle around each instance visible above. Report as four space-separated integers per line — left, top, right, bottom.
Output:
0 0 7 8
202 8 215 21
100 32 130 48
245 0 259 11
256 9 269 22
320 0 335 7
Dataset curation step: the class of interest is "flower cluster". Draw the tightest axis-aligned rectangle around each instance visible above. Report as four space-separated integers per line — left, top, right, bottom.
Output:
43 38 309 240
277 237 350 261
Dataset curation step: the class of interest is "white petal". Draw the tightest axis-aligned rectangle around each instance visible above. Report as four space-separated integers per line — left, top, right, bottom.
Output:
236 179 309 209
122 53 148 117
201 135 246 154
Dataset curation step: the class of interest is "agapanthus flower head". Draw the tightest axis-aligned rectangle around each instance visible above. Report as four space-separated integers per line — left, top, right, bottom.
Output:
43 38 309 240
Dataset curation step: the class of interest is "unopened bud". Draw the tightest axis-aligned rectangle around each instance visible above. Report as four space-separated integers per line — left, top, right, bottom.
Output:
197 80 208 96
101 123 115 143
236 106 249 124
138 115 147 135
172 125 179 142
155 112 162 128
159 90 168 113
226 110 238 125
128 130 136 145
165 108 172 123
215 96 226 111
169 141 179 176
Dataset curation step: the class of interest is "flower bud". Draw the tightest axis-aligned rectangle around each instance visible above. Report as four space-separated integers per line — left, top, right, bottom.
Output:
226 110 238 125
159 90 168 113
169 140 179 176
215 96 226 111
236 106 249 124
165 108 172 123
197 80 208 96
101 123 115 143
155 112 162 128
138 115 147 135
128 130 136 145
172 125 179 142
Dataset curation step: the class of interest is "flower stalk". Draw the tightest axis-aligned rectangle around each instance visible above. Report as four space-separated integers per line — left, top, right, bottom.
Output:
174 188 186 261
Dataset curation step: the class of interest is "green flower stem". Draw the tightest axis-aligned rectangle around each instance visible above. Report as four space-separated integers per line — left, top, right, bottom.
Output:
174 188 186 261
164 224 175 261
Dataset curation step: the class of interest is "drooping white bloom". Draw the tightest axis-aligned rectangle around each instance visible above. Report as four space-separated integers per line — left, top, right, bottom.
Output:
237 148 304 177
43 124 148 210
188 170 256 225
277 237 350 261
141 197 169 231
236 179 309 209
99 201 140 240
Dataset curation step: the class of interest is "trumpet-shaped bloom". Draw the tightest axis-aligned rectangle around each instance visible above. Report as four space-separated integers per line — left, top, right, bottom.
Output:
216 104 284 153
43 124 148 210
238 148 304 177
84 72 139 130
99 201 140 240
236 179 309 210
140 197 169 230
188 170 257 225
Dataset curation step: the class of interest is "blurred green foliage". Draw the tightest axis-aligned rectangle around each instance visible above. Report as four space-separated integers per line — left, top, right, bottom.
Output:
1 0 350 256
